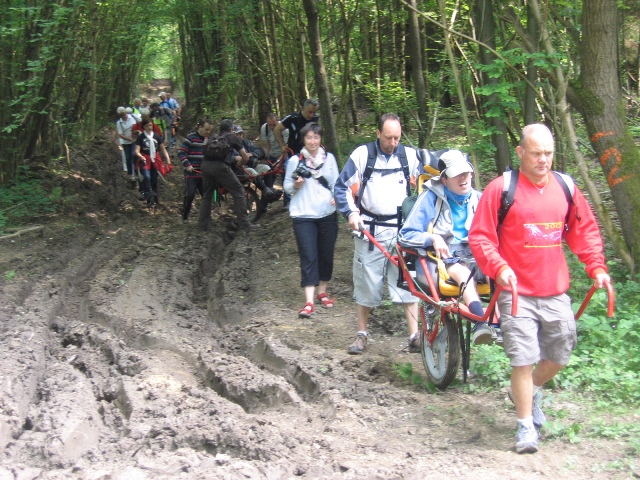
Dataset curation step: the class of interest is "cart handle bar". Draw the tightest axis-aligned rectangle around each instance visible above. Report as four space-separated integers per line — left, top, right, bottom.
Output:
574 280 615 320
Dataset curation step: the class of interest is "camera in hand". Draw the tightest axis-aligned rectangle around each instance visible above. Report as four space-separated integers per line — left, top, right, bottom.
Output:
292 163 312 180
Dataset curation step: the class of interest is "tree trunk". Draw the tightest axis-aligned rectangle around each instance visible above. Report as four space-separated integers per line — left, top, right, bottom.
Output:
473 0 511 172
302 0 340 159
574 0 640 273
438 0 482 187
407 0 429 147
523 3 538 126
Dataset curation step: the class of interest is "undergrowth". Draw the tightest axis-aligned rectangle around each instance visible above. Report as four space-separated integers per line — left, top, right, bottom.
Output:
0 166 60 232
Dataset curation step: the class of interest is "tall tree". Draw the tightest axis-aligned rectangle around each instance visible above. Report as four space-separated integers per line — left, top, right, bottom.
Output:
406 0 429 147
472 0 511 172
572 0 640 273
302 0 340 158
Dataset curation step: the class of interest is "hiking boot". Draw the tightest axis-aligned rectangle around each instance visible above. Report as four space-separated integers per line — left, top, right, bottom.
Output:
532 389 546 428
408 332 421 353
262 187 275 200
507 388 546 429
472 322 494 345
515 422 539 454
348 333 367 355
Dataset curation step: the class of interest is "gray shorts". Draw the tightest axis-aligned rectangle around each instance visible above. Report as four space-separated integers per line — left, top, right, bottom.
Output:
498 291 577 367
353 236 419 307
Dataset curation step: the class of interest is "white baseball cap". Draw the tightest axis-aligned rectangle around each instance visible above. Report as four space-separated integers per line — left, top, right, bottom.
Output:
438 150 473 178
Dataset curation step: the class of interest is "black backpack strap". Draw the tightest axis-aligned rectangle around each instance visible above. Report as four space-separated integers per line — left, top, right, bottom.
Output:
396 144 411 197
356 142 378 210
498 168 519 231
552 171 577 231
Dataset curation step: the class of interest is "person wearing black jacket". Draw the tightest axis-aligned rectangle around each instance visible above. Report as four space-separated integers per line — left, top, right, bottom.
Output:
198 119 259 231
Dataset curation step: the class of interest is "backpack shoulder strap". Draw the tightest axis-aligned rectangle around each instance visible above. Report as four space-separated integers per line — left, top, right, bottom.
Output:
396 144 411 197
552 171 576 230
498 168 519 229
356 142 378 209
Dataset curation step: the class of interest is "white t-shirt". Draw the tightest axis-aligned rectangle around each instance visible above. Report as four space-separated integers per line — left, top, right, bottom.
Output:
116 115 137 145
260 123 289 158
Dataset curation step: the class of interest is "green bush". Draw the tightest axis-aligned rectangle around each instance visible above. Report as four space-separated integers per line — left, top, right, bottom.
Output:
558 280 640 404
0 166 60 232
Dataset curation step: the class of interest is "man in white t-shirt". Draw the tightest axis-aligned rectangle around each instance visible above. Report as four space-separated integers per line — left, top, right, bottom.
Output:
334 113 421 355
260 113 288 162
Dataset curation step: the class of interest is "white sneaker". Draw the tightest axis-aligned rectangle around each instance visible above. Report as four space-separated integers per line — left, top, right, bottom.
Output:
516 422 539 453
507 388 546 428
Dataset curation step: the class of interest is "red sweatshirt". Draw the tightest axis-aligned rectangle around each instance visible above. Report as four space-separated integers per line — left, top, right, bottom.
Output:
469 173 607 297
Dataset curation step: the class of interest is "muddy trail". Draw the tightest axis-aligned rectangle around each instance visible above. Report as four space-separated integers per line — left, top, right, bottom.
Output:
0 130 632 479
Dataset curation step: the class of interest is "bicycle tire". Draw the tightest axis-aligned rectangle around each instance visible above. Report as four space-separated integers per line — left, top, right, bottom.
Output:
420 302 460 389
245 188 262 222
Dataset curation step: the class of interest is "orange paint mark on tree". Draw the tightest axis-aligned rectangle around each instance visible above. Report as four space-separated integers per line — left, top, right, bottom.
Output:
590 131 615 142
600 147 634 188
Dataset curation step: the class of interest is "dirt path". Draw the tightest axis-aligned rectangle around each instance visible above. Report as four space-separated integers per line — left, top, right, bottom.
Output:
0 136 632 479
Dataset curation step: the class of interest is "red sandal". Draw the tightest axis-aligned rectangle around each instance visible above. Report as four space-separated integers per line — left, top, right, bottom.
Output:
298 302 315 318
317 293 335 308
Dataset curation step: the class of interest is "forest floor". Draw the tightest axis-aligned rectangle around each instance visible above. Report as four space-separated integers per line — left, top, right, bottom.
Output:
0 111 637 478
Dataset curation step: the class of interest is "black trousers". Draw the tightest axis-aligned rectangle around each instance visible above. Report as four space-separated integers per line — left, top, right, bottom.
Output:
199 160 249 230
182 176 203 220
292 212 339 287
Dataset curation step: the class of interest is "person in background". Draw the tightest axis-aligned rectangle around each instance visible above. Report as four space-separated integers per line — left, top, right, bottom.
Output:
261 113 289 163
178 119 211 223
469 123 610 454
273 99 319 207
198 119 259 231
131 98 143 122
283 123 340 318
158 93 175 153
134 118 172 207
116 106 137 181
165 92 181 117
149 102 168 147
334 113 421 354
232 124 275 214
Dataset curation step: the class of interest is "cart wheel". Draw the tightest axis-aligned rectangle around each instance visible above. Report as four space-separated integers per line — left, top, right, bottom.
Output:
420 303 460 390
245 188 262 222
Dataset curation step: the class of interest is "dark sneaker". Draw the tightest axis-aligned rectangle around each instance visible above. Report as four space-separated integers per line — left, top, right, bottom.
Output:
408 332 421 353
515 422 539 453
532 389 546 428
472 322 494 345
348 333 367 355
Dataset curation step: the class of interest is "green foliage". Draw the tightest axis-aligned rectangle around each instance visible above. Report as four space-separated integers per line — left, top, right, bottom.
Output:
392 362 436 392
0 166 59 231
359 75 418 120
468 344 511 388
557 280 640 405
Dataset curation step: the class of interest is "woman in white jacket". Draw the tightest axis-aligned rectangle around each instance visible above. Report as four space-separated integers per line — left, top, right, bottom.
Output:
284 123 340 318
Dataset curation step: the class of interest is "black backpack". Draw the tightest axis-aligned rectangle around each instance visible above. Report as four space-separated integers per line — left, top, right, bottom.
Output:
205 132 233 164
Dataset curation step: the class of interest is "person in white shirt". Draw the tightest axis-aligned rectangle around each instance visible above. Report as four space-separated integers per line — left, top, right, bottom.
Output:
283 123 340 318
334 113 421 354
